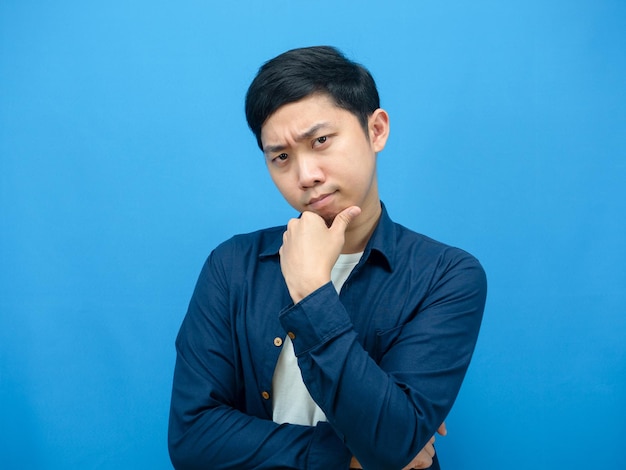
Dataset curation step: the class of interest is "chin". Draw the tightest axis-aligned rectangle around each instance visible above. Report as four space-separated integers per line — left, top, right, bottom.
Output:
317 208 341 227
297 207 337 227
295 202 341 227
321 214 336 228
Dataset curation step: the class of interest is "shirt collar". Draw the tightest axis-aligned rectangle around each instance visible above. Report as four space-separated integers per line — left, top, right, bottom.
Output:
259 201 396 272
362 202 395 272
259 229 284 258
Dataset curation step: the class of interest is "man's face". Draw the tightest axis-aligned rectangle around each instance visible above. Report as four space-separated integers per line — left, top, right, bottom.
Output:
260 94 389 226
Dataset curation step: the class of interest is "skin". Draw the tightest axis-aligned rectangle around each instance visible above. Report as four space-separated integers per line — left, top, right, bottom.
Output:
260 93 444 468
261 93 389 301
351 423 448 470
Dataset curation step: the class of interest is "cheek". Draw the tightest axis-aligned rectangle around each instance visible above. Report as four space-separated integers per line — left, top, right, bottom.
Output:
342 151 375 180
269 172 298 201
345 159 377 195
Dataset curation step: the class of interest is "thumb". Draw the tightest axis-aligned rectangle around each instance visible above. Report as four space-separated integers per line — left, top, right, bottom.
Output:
437 422 447 436
331 206 362 233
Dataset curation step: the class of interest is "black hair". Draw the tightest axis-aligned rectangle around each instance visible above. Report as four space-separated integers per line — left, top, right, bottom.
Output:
245 46 380 150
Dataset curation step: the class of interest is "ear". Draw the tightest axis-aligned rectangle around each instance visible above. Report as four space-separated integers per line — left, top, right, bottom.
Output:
368 108 390 152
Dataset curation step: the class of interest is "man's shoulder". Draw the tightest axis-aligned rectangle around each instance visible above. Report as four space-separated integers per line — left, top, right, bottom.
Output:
228 224 285 244
377 205 481 268
391 221 483 272
212 224 285 258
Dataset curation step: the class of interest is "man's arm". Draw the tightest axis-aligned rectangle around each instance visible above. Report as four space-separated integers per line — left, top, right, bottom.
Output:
351 423 447 470
279 209 486 469
168 250 353 469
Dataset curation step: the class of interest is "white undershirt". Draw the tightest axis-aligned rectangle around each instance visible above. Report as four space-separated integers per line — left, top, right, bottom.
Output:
272 252 363 425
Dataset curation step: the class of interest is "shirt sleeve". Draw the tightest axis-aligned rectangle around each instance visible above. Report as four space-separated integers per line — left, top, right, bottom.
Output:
167 251 353 470
279 249 487 470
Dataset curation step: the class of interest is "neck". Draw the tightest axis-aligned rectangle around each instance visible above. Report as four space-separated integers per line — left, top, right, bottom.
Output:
342 202 381 254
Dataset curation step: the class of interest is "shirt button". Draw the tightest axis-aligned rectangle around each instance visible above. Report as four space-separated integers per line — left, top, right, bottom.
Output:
287 331 296 340
273 337 283 347
261 391 270 400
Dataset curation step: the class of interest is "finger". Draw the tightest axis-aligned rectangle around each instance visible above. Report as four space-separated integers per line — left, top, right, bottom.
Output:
437 421 447 436
403 440 436 470
330 206 361 234
423 441 435 457
414 456 433 469
404 449 433 470
350 456 362 469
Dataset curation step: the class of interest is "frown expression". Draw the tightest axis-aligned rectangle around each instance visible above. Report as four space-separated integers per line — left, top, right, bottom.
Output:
260 93 389 226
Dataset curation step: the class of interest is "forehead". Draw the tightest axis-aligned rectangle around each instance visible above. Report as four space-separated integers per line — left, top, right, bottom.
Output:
265 94 339 125
260 94 357 146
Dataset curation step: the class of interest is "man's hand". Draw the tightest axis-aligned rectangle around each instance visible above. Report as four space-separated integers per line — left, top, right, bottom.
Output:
279 206 361 303
400 422 446 469
350 423 447 469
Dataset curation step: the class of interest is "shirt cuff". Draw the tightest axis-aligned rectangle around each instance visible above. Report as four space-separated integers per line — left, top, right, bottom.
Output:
279 282 352 355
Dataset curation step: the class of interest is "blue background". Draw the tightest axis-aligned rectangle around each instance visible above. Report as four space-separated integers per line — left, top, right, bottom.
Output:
1 1 624 468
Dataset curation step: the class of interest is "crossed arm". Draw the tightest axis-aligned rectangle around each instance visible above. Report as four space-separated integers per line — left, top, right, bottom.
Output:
169 209 486 468
349 422 446 469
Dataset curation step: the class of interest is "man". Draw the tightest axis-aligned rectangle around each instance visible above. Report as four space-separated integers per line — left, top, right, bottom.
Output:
168 46 486 469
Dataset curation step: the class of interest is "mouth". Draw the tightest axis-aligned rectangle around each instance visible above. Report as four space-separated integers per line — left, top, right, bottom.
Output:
306 191 336 208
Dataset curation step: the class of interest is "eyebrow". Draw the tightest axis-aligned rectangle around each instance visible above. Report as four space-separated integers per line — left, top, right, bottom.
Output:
263 122 332 154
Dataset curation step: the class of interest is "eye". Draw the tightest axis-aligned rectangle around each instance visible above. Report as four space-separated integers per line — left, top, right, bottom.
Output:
313 136 328 147
272 153 289 165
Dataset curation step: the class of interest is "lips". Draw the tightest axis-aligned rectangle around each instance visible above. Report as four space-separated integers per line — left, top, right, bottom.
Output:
307 193 333 206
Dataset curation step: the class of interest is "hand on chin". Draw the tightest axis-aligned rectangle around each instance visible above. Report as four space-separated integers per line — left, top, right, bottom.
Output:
307 207 341 228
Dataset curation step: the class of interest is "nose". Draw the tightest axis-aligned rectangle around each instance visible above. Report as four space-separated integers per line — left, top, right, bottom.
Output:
297 155 324 189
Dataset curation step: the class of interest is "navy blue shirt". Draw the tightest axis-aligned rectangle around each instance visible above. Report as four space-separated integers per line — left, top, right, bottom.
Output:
168 204 486 469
